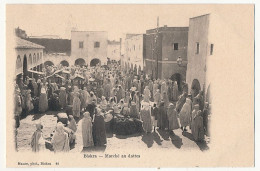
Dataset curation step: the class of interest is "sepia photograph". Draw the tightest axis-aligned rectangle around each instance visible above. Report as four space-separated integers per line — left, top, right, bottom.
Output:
5 3 255 168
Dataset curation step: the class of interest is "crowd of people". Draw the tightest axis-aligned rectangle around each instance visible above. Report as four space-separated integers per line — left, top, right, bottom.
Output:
14 61 211 152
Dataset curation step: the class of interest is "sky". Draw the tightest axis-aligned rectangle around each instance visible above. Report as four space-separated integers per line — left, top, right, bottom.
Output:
6 4 252 40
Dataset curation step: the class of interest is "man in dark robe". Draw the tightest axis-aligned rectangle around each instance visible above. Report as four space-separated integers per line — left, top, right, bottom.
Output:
92 108 107 146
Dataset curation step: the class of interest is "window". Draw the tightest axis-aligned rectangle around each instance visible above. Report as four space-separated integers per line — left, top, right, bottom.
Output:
94 42 100 48
173 43 178 50
196 42 200 54
133 45 135 51
79 41 84 48
210 44 214 55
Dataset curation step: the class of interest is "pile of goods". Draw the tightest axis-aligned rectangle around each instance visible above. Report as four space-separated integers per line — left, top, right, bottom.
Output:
113 114 143 135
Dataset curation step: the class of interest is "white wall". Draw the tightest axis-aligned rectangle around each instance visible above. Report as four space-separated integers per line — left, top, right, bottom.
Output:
107 43 120 61
15 48 44 75
71 31 108 65
125 34 144 72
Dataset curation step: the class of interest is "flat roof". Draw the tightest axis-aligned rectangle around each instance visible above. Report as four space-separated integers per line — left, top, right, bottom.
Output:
190 13 210 19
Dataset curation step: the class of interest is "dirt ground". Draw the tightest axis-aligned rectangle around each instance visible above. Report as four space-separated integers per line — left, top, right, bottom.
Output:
16 111 210 153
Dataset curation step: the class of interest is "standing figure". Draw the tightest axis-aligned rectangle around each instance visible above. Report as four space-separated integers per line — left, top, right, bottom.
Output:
67 115 77 144
82 112 94 148
161 81 167 96
191 105 204 142
176 92 188 113
151 103 159 132
72 92 81 119
153 89 161 107
167 103 180 133
32 78 38 98
100 96 108 111
143 86 150 102
39 84 48 113
81 87 89 110
172 81 178 101
140 102 152 133
31 123 45 152
59 87 67 110
14 86 22 128
179 98 192 132
25 90 34 113
133 91 140 112
104 80 111 99
92 108 107 146
162 91 169 108
158 101 168 130
51 122 70 152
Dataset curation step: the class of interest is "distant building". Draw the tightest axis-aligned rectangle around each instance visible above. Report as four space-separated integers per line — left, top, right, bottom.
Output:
186 14 212 102
71 31 108 67
145 26 188 88
15 37 45 81
124 34 146 74
107 40 121 61
15 27 27 39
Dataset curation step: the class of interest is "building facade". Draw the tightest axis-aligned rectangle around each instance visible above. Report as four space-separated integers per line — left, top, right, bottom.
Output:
71 31 108 67
15 37 45 80
186 14 212 101
107 40 121 61
145 26 188 87
124 34 146 73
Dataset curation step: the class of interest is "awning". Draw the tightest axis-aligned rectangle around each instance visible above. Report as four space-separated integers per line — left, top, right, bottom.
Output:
27 69 45 75
46 74 65 80
62 70 70 74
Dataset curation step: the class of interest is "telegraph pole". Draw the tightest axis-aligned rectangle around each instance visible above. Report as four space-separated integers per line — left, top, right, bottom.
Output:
155 16 159 79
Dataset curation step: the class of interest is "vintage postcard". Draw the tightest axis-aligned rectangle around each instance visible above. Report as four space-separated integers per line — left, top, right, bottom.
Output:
6 4 254 167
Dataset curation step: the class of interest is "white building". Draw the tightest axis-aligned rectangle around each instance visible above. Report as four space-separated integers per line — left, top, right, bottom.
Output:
107 40 121 61
124 34 146 73
71 31 108 67
15 37 45 80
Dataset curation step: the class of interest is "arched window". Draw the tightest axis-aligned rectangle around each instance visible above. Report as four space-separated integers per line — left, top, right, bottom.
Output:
28 54 32 66
37 53 40 62
16 55 22 69
40 52 42 60
33 54 36 64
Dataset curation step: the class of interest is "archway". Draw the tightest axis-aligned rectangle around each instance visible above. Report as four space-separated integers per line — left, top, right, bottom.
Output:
23 55 28 81
44 61 54 67
90 58 101 67
170 73 182 91
75 58 86 67
33 54 36 64
37 53 40 63
16 55 22 69
60 60 69 67
191 79 201 97
28 54 32 67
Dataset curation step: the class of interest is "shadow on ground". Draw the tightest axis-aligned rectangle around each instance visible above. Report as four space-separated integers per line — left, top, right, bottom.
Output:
169 132 183 149
182 131 209 151
81 145 106 153
141 131 163 148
